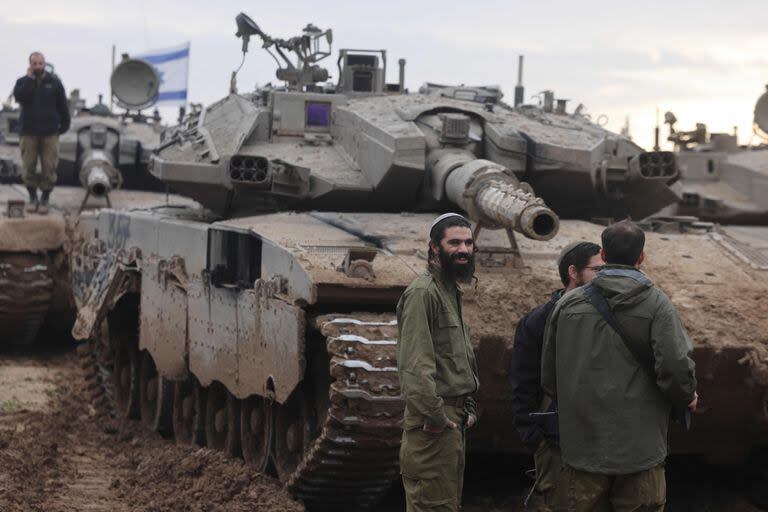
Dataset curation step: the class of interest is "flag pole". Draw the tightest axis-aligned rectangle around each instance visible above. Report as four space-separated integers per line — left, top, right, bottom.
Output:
110 44 116 111
184 41 190 111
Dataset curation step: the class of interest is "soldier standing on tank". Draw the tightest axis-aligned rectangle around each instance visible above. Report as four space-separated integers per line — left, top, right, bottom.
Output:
509 241 602 511
13 51 70 214
396 213 479 512
542 220 698 511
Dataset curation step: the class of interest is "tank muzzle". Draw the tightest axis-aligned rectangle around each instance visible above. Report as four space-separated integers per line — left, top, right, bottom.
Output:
86 166 111 197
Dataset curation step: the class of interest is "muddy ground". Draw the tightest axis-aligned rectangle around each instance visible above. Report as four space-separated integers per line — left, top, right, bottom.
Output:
0 341 764 512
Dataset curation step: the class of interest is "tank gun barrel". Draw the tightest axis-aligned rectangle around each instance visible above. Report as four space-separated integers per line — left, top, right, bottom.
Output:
432 152 559 240
78 150 122 198
85 165 111 197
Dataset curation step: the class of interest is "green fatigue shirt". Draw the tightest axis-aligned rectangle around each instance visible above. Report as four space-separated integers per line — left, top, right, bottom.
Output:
397 270 479 430
541 265 697 474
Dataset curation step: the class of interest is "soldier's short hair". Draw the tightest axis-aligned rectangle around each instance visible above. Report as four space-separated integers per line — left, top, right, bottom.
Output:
29 51 45 63
601 220 645 266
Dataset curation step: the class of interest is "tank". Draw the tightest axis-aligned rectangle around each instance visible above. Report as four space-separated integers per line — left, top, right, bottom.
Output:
57 58 167 197
0 100 22 183
69 13 768 510
662 86 768 223
0 58 190 346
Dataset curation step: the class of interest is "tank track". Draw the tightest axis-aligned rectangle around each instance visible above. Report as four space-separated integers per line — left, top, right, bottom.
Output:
77 334 116 421
287 313 403 510
76 310 404 509
0 252 54 345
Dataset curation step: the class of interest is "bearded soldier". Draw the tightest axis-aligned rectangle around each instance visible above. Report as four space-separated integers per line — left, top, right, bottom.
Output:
396 213 480 512
13 51 70 214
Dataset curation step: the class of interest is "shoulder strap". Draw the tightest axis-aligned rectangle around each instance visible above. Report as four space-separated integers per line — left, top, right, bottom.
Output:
582 283 656 381
582 283 691 430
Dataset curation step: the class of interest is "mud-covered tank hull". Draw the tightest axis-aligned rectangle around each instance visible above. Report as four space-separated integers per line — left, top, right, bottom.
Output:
70 206 768 509
0 188 70 345
0 185 198 346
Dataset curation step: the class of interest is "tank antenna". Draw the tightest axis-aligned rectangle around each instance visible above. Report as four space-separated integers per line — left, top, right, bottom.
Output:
653 106 661 151
514 55 525 107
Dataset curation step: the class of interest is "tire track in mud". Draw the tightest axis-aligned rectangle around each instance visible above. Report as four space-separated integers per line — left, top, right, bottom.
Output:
52 439 129 512
0 350 127 512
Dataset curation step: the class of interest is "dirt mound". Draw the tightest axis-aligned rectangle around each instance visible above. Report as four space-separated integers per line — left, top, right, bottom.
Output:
111 442 304 512
0 350 303 512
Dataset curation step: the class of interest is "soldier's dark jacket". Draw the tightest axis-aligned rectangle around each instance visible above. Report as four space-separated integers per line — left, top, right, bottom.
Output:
396 270 479 430
542 265 696 474
510 290 561 452
13 73 71 136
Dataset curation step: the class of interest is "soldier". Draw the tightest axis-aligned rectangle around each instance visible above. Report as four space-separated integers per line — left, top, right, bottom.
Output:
542 220 698 511
509 241 602 510
396 213 479 512
13 51 70 214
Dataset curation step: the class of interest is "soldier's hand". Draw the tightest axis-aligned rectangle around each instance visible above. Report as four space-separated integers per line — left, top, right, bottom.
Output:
465 414 476 429
27 66 34 78
423 419 458 433
688 391 699 412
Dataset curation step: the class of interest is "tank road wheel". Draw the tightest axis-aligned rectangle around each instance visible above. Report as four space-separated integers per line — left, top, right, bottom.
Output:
204 382 241 456
274 386 315 482
240 395 274 471
172 378 206 446
139 351 173 436
112 334 141 420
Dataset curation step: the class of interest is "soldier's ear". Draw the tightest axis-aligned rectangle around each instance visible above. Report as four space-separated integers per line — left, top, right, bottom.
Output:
429 241 439 258
567 264 578 283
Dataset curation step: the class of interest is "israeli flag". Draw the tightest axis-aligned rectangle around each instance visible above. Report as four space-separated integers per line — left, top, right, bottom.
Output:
137 42 190 105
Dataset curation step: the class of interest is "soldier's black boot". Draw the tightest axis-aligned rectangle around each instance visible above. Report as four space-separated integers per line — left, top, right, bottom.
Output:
38 189 51 215
26 186 38 213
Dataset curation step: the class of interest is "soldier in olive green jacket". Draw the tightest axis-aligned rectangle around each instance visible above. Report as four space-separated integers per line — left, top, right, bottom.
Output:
541 220 697 511
397 213 479 512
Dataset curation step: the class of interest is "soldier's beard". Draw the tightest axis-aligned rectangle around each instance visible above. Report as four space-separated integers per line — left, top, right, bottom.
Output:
437 246 475 283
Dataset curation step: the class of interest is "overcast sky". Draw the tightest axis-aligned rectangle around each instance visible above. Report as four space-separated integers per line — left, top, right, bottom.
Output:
2 0 766 150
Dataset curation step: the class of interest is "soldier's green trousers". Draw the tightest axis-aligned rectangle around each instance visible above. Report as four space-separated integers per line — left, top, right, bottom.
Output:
566 464 666 512
400 404 466 511
20 135 59 191
534 443 571 511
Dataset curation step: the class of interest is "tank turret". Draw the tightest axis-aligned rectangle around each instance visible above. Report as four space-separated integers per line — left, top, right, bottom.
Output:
58 58 162 203
662 85 768 224
151 14 679 232
0 105 21 183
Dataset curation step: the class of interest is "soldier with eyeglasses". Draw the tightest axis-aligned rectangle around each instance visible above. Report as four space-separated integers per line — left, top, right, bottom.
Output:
509 241 602 510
